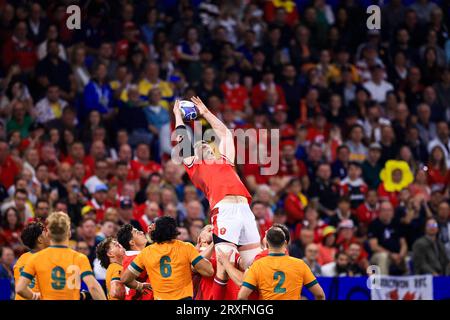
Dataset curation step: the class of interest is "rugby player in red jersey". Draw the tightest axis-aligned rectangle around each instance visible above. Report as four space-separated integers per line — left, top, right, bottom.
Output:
173 97 262 299
117 224 153 300
194 225 240 300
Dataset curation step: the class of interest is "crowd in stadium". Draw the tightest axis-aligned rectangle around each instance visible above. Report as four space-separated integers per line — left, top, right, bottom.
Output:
1 0 450 299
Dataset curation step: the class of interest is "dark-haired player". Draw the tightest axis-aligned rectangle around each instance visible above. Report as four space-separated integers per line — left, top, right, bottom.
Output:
238 226 325 300
13 222 49 300
117 224 152 300
96 238 129 300
121 216 214 300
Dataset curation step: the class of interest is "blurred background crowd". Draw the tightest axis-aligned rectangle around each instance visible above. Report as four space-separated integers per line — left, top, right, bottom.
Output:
1 0 450 295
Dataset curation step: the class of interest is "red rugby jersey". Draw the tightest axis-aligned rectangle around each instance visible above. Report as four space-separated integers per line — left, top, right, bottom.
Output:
184 156 252 209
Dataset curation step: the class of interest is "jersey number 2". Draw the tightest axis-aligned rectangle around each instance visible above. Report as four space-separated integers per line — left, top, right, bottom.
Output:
160 256 172 278
273 271 286 293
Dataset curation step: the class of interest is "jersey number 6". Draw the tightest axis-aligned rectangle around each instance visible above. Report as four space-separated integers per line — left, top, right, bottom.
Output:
159 256 172 278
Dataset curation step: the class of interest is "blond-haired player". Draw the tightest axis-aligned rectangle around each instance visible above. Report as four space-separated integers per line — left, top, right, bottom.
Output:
15 211 106 300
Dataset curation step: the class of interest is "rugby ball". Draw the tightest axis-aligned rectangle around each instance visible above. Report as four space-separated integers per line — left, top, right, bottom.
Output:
179 100 198 121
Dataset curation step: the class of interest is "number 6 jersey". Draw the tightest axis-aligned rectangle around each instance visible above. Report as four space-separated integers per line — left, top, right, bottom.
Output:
128 240 203 300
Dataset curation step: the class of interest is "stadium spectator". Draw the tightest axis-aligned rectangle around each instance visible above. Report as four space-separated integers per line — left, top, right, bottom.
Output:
302 243 322 276
368 201 408 275
321 251 353 277
317 226 337 266
412 217 450 275
0 246 15 299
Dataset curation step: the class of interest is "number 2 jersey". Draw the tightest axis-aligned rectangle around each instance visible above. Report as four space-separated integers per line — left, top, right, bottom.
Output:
21 245 93 300
128 240 203 300
242 253 318 300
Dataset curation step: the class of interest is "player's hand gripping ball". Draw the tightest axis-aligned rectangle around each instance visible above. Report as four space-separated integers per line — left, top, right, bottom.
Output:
179 100 198 121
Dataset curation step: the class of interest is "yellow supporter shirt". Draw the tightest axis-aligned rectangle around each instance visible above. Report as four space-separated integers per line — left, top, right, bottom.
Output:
128 240 203 300
21 245 93 300
242 253 318 300
14 251 39 300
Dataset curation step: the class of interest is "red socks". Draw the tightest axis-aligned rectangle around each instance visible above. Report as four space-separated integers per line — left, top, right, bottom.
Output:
212 276 227 300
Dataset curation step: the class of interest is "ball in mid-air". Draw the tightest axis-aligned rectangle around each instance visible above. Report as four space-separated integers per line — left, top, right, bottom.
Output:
179 100 198 121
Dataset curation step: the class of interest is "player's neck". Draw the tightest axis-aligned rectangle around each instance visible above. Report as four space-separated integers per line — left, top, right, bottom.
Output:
268 247 285 255
50 240 69 247
131 245 145 252
111 256 123 265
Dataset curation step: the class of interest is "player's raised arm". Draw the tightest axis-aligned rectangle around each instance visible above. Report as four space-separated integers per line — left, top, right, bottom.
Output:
191 96 235 163
173 99 195 165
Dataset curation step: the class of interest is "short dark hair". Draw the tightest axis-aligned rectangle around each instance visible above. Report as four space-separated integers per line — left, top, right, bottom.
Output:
96 237 114 269
117 224 133 251
151 216 179 243
15 188 28 197
21 222 45 250
272 223 290 244
250 200 267 209
36 198 49 207
266 227 286 248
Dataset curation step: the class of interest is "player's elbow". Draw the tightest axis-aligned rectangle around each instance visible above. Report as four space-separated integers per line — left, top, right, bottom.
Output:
120 271 132 285
313 287 326 300
237 292 248 300
16 286 27 299
315 293 326 300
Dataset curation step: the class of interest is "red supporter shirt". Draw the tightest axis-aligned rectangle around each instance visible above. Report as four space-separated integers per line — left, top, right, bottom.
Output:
122 251 153 300
427 167 450 192
355 203 380 227
284 193 305 225
251 83 286 110
62 155 95 179
0 156 20 188
2 37 37 71
220 82 248 111
184 156 252 209
377 183 400 208
130 159 162 178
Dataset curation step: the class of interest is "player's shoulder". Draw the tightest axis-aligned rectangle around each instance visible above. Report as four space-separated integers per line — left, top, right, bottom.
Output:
108 262 123 272
15 251 33 265
176 239 196 249
285 256 310 270
183 156 197 168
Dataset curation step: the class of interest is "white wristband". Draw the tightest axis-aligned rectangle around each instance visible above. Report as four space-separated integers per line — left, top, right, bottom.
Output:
32 292 40 300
